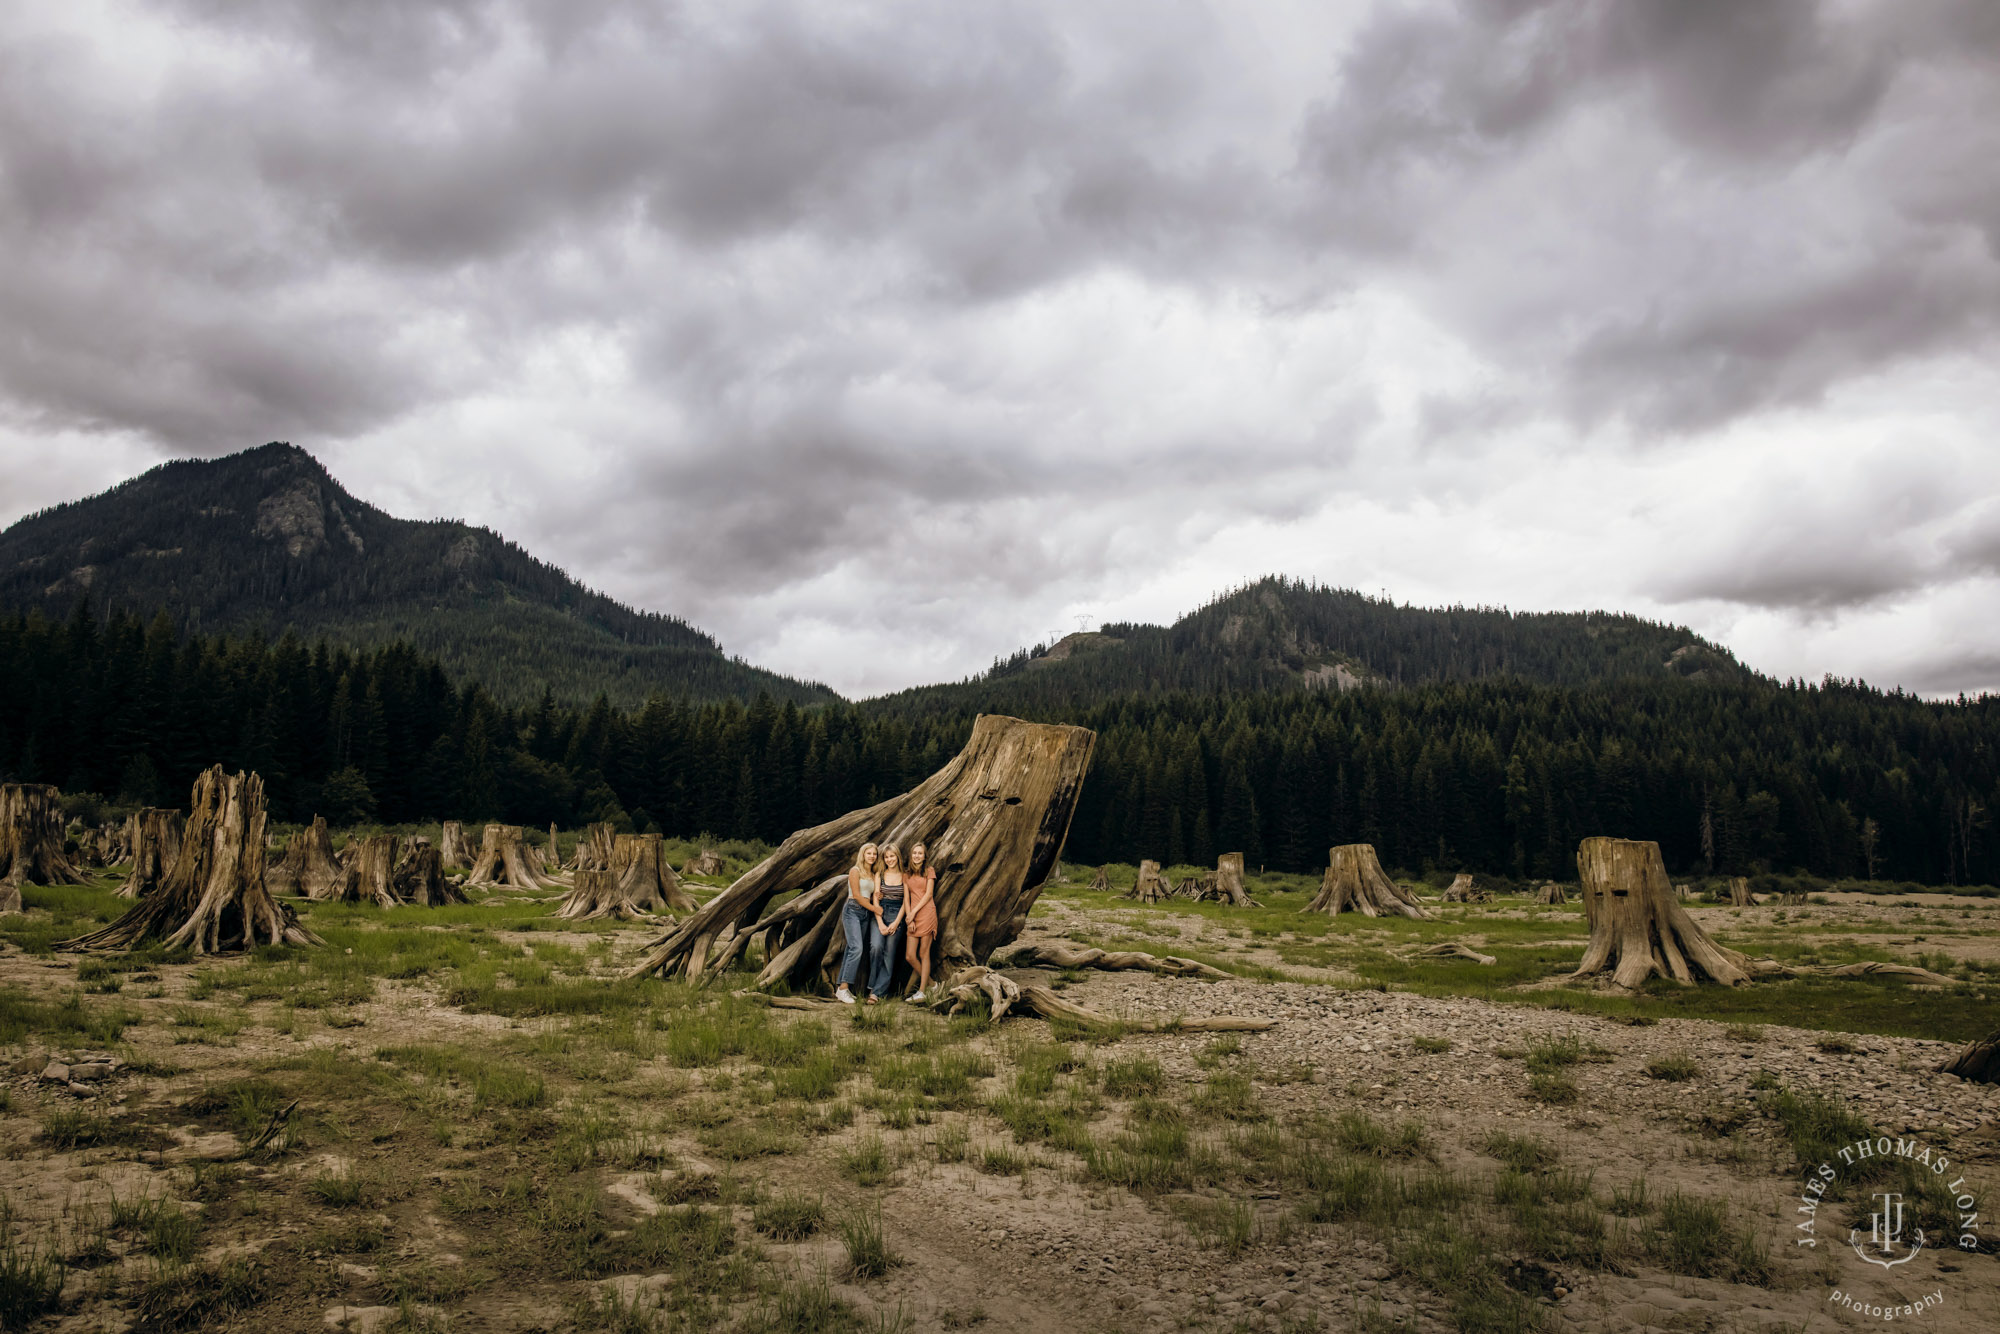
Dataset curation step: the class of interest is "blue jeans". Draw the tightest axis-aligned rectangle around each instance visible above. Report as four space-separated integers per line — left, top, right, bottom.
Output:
838 901 873 988
869 899 905 997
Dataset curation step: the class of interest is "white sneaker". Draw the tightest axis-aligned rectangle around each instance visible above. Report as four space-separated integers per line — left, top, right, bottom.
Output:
835 985 855 1005
908 989 926 1004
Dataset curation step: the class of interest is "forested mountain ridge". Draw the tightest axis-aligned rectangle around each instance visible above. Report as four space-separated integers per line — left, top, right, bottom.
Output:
867 577 1747 717
0 442 838 709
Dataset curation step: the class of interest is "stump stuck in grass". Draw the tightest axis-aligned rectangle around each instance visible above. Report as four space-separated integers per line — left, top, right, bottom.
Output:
348 834 401 908
115 808 182 900
1570 837 1750 988
266 816 350 900
560 834 691 919
1 782 88 910
1534 881 1568 906
62 767 320 954
438 820 473 869
467 824 557 890
395 841 462 906
1729 876 1756 907
683 846 724 878
573 822 616 873
1123 859 1172 904
1305 844 1430 919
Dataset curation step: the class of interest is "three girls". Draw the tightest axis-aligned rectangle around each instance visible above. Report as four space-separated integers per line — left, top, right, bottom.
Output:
834 838 938 1004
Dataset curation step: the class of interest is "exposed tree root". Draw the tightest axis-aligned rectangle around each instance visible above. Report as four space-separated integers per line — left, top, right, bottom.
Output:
1416 942 1496 965
989 942 1233 980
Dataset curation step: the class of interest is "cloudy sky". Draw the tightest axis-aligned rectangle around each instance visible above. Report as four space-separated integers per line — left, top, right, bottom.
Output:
2 0 1998 699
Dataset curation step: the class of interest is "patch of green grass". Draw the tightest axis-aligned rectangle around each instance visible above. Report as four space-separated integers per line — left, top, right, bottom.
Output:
1333 1111 1431 1160
306 1168 375 1209
130 1258 269 1330
1647 1191 1772 1284
1411 1035 1451 1054
1814 1034 1863 1055
978 1144 1029 1176
1607 1176 1650 1217
1525 1070 1578 1105
753 1192 824 1241
1175 1197 1254 1255
0 985 134 1047
932 1121 969 1163
1101 1055 1163 1097
840 1134 892 1186
0 1210 66 1328
987 1094 1097 1155
1642 1053 1702 1082
1725 1023 1766 1043
839 1206 901 1281
1191 1072 1263 1121
38 1108 150 1150
374 1045 546 1109
740 1272 864 1334
1481 1132 1557 1175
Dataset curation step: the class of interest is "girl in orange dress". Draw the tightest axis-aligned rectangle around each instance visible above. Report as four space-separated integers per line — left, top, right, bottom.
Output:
903 841 939 1001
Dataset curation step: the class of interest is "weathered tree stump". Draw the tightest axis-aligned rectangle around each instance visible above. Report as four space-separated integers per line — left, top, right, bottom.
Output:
1173 870 1215 899
1304 844 1430 919
1939 1030 2000 1084
267 816 351 900
115 808 183 900
1 783 89 908
61 767 320 954
1729 876 1756 907
1122 859 1173 904
394 841 463 906
1534 881 1568 906
626 715 1095 991
610 833 695 914
546 823 562 871
438 821 473 869
683 847 724 878
572 822 616 873
1210 852 1258 906
1571 837 1750 988
556 867 655 921
1088 866 1110 892
467 824 558 890
1441 873 1475 903
347 834 401 907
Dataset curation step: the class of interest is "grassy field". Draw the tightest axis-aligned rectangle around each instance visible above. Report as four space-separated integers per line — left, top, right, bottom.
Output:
1 863 1996 1333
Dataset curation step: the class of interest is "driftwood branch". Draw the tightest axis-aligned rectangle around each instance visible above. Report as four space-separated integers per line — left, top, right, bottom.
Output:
990 942 1233 980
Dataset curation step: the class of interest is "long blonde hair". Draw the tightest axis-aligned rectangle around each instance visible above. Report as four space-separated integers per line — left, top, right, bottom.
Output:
879 843 903 878
851 843 880 882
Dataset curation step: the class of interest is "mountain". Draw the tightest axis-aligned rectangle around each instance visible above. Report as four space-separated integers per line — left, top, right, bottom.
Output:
866 577 1748 717
0 442 839 709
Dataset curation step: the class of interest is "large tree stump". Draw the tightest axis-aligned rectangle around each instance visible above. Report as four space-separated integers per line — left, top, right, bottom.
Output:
572 822 616 873
1088 866 1110 892
626 714 1095 991
438 821 473 869
1210 852 1259 906
1122 859 1173 904
115 809 183 900
607 833 696 914
61 767 320 954
1304 845 1430 919
1939 1030 2000 1085
1729 876 1756 907
345 834 400 907
265 817 351 900
1 784 89 906
1534 881 1568 906
683 847 724 878
1571 837 1750 988
1441 873 1475 903
394 841 463 907
467 824 558 890
557 866 663 921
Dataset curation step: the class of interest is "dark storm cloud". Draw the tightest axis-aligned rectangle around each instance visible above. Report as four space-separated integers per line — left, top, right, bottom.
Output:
3 0 1999 692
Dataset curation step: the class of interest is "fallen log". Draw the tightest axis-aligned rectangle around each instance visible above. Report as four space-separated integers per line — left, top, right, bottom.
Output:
920 966 1274 1032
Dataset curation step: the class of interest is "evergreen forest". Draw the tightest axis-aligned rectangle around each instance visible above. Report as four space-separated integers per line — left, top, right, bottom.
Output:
6 599 1998 887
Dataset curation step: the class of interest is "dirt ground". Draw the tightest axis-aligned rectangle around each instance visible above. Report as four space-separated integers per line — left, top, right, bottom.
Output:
2 875 1997 1334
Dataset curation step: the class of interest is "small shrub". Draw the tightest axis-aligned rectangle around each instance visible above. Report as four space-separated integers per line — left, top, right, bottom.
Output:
1333 1111 1430 1160
1191 1072 1263 1122
1814 1035 1862 1055
306 1168 373 1208
932 1121 969 1164
1411 1035 1451 1054
1608 1176 1650 1217
1724 1024 1765 1044
0 1222 66 1327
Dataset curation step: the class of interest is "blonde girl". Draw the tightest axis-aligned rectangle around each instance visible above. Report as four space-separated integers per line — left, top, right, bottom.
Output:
835 842 881 1005
868 844 907 1003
